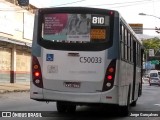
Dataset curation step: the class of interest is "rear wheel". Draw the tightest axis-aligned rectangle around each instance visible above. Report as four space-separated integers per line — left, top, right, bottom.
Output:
118 88 130 116
66 105 76 113
130 100 137 107
56 101 76 113
56 102 67 113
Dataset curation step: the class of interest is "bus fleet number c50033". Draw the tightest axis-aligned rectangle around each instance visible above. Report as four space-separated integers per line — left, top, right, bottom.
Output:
79 57 102 63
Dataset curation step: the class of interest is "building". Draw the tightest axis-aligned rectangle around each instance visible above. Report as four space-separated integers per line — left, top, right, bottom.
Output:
0 0 37 83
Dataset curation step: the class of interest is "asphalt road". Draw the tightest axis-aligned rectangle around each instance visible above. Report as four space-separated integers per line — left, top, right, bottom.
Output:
0 84 160 120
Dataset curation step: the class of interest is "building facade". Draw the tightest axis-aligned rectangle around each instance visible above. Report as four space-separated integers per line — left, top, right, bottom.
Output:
0 0 36 83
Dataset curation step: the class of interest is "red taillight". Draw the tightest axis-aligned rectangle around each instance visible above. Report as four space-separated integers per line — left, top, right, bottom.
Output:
34 72 40 77
107 67 114 81
102 59 116 91
32 56 43 88
107 75 113 80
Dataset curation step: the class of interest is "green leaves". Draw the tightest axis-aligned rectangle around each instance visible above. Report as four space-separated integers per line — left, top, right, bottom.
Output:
142 37 160 53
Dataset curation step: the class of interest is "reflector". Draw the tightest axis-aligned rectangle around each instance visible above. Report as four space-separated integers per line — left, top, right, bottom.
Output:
106 82 111 87
35 79 40 84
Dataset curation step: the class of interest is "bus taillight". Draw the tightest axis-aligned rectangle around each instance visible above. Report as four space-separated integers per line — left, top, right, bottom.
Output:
33 65 39 69
108 67 114 73
102 59 116 91
107 75 113 80
32 56 43 88
34 71 40 77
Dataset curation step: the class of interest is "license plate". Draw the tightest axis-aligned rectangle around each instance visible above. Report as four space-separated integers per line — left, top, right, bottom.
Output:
152 80 158 83
154 80 158 83
64 82 81 88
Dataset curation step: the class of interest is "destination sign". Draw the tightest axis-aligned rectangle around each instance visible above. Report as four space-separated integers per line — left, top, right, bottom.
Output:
90 29 106 40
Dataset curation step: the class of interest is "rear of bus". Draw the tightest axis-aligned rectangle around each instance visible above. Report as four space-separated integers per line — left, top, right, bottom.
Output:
30 7 119 108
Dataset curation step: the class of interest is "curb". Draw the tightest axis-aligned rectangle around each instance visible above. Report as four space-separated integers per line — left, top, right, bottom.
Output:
0 89 30 94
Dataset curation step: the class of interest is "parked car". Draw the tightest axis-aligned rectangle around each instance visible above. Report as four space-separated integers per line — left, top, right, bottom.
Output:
142 77 149 84
149 77 160 86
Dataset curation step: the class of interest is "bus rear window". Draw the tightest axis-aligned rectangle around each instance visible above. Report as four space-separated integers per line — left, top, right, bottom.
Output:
42 13 110 42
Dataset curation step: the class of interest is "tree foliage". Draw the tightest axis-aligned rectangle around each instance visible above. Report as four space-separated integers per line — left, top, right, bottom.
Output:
142 37 160 53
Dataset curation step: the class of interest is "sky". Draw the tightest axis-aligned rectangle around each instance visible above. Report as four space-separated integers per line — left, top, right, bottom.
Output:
29 0 160 37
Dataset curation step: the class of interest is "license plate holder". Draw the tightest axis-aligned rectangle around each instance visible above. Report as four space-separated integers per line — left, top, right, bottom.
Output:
64 82 81 88
154 80 158 83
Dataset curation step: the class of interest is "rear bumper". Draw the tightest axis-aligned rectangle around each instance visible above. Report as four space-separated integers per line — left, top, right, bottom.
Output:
31 86 118 105
150 82 160 85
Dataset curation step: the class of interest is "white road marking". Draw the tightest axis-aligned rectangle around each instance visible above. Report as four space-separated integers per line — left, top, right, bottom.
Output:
154 104 160 106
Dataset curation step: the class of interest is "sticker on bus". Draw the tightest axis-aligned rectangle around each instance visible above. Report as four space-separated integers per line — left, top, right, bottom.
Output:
46 54 54 61
47 65 58 73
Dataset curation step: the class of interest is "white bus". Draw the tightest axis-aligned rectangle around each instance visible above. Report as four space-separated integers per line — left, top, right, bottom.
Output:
30 7 144 116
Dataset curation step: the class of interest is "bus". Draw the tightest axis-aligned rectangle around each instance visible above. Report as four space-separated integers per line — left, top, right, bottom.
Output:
30 7 144 116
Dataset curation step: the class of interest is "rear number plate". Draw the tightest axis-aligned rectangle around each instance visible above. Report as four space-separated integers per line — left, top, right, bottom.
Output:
64 82 81 88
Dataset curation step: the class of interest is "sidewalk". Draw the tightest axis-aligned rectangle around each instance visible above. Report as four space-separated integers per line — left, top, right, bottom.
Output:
0 82 30 94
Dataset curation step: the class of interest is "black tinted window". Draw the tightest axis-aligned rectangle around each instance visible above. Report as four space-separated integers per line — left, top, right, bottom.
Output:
150 73 158 77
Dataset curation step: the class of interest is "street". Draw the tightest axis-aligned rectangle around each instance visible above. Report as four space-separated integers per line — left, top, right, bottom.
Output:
0 84 160 120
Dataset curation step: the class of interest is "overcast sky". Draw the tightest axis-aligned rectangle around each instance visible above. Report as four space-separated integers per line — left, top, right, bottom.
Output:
30 0 160 36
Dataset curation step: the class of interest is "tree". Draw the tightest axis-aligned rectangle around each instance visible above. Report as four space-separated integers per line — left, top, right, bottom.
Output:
142 37 160 51
142 37 160 56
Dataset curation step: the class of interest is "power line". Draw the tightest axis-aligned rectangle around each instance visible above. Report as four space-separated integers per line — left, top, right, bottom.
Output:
82 0 160 9
110 0 157 8
53 0 87 7
53 0 159 9
84 0 152 7
1 0 159 12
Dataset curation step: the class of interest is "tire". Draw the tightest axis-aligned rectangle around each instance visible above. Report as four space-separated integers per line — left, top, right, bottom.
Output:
66 105 76 113
56 102 67 113
130 100 137 107
118 87 130 116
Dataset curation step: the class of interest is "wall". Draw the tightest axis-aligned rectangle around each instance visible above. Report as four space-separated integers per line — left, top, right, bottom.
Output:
0 1 33 83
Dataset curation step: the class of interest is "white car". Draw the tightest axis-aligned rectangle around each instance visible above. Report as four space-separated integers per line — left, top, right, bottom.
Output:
149 77 160 86
142 77 149 84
